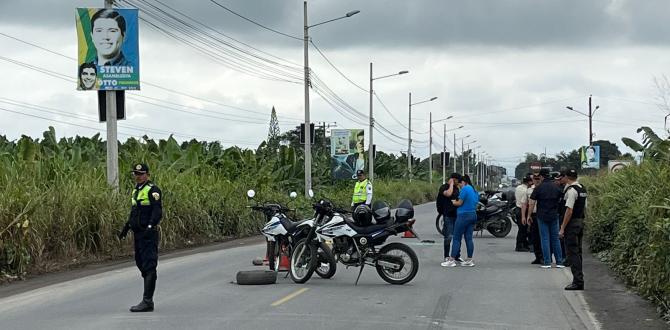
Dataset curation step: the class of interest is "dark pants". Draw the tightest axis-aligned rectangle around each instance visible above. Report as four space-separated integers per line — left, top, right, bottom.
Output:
134 229 159 300
565 218 584 286
515 208 529 250
442 215 457 259
529 215 543 261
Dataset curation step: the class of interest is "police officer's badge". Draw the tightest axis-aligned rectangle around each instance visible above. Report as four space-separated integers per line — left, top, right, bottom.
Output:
152 192 160 200
135 164 142 170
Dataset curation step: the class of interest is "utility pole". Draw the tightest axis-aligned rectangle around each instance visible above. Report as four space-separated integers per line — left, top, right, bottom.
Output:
368 62 374 182
429 112 432 184
104 0 119 190
453 133 456 173
461 139 465 174
588 94 593 146
303 1 312 198
408 92 412 182
443 123 446 184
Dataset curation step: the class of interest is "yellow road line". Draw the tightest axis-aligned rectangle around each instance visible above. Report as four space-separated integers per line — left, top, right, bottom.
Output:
271 288 310 307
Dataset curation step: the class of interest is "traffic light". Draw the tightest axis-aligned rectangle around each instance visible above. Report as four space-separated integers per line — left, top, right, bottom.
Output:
97 91 125 122
441 152 450 166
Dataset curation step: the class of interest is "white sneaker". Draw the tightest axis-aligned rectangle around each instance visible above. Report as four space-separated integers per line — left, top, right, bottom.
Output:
455 257 465 263
555 264 566 269
441 260 457 267
540 264 552 269
461 260 475 267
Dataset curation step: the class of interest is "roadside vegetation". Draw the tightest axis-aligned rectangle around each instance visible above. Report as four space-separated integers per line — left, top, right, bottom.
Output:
585 126 670 321
0 127 438 280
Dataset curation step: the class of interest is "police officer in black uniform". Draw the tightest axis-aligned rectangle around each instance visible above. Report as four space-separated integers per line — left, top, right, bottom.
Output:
558 169 587 290
119 163 162 312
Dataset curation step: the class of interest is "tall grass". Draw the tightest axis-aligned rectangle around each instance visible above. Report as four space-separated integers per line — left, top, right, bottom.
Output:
0 129 439 278
584 162 670 320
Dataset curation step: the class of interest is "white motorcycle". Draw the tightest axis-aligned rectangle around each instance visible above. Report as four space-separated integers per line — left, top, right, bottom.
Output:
247 190 336 278
290 199 420 285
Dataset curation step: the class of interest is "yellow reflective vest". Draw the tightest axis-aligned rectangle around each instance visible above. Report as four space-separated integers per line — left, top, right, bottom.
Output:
352 179 371 204
131 183 154 206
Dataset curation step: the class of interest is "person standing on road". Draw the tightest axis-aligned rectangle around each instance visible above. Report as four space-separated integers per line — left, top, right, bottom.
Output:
559 169 587 290
527 174 543 264
514 176 532 252
351 169 373 210
119 163 163 312
528 169 564 269
443 175 478 267
440 173 463 266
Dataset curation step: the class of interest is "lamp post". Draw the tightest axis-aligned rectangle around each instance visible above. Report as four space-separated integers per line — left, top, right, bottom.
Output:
566 94 600 147
441 124 463 184
453 134 470 173
408 94 438 182
462 139 477 175
429 114 453 184
369 65 408 182
303 2 359 197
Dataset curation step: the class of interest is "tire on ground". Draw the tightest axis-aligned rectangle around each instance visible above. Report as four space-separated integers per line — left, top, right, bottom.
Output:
236 270 277 285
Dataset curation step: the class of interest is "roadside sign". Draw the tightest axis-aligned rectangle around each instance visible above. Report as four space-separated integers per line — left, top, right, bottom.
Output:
608 160 632 173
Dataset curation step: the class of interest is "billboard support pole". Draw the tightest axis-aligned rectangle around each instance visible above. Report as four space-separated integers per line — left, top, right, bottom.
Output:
104 0 119 190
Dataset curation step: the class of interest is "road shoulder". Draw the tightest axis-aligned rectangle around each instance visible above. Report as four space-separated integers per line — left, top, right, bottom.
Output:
582 246 669 329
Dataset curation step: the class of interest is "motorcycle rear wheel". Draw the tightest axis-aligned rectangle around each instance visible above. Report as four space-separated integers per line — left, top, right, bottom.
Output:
376 242 419 285
487 215 513 238
435 213 444 235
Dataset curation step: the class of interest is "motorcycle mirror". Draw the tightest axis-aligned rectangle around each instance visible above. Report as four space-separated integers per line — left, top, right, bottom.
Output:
289 191 298 199
246 190 256 199
308 189 314 198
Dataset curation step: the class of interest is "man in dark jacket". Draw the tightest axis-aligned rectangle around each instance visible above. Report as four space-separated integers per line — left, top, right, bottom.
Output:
440 173 463 266
529 169 564 268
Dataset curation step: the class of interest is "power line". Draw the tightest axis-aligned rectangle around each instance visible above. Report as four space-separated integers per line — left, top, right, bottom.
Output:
374 92 408 129
208 0 302 41
454 96 587 119
309 40 367 93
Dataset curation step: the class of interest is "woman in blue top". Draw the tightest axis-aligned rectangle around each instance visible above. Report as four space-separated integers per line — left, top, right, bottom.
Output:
443 175 478 267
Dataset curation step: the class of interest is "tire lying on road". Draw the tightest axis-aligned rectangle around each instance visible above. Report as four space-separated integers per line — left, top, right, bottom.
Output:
236 270 277 285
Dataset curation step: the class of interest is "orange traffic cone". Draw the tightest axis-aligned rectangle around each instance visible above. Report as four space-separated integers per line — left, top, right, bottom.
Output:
278 255 290 271
403 230 416 238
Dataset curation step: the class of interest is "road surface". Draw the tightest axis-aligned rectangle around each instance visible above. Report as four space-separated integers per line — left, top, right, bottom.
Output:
0 203 601 330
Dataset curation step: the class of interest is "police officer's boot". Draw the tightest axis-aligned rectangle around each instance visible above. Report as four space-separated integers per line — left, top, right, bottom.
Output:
130 272 156 312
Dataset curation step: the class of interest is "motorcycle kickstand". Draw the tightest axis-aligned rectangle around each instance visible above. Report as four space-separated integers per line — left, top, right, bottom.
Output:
354 262 365 286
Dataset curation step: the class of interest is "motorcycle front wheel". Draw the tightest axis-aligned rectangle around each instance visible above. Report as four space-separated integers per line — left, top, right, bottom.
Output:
375 242 419 285
315 242 337 279
289 239 317 284
487 215 513 238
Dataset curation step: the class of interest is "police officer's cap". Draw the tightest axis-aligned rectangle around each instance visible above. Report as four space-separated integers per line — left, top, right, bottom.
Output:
131 163 149 174
356 169 365 176
539 168 550 178
565 169 578 179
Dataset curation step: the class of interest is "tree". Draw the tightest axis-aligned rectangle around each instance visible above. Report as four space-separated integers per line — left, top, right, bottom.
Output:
267 106 280 153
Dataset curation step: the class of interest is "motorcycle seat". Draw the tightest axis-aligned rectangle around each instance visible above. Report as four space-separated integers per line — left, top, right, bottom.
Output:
279 217 307 233
485 205 500 214
343 216 391 235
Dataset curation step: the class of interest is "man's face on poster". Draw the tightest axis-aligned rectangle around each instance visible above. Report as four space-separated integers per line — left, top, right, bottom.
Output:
92 18 124 59
586 147 596 161
356 134 364 154
80 67 96 89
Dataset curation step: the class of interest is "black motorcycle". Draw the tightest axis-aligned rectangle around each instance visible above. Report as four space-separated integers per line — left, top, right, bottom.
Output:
435 191 513 238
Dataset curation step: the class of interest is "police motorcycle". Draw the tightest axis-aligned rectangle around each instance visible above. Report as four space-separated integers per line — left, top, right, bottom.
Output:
289 198 420 285
246 190 336 279
474 191 513 238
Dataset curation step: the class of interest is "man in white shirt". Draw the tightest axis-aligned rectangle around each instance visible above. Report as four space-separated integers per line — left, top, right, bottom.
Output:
526 174 543 264
514 176 532 252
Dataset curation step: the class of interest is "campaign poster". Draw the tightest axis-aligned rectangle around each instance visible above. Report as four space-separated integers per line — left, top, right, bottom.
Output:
330 129 365 180
581 145 600 169
76 8 139 91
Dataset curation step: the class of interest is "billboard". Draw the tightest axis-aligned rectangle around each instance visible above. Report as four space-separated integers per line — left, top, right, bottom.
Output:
330 129 365 180
581 145 600 169
76 8 139 91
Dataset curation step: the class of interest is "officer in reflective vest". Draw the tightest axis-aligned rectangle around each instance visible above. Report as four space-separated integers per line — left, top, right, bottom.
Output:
351 169 373 210
118 163 163 312
558 169 587 291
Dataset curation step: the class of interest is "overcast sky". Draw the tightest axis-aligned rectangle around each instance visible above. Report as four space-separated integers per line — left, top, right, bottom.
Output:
1 0 669 174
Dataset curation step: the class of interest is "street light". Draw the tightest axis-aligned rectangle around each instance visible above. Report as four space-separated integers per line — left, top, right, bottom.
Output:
303 1 359 197
566 95 600 146
369 66 408 183
428 114 453 184
462 139 477 175
408 93 438 182
452 134 470 172
442 125 463 183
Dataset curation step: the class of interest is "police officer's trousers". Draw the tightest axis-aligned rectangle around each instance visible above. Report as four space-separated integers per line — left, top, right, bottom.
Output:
565 218 584 286
134 229 159 300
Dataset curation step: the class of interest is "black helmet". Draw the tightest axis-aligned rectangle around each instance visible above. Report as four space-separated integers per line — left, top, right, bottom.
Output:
353 204 373 226
395 199 414 223
371 201 391 224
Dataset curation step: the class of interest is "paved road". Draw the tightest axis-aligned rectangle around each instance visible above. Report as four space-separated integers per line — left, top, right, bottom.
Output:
0 203 601 330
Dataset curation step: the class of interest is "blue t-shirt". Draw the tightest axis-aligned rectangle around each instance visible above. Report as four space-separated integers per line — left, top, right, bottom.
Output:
457 184 479 214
